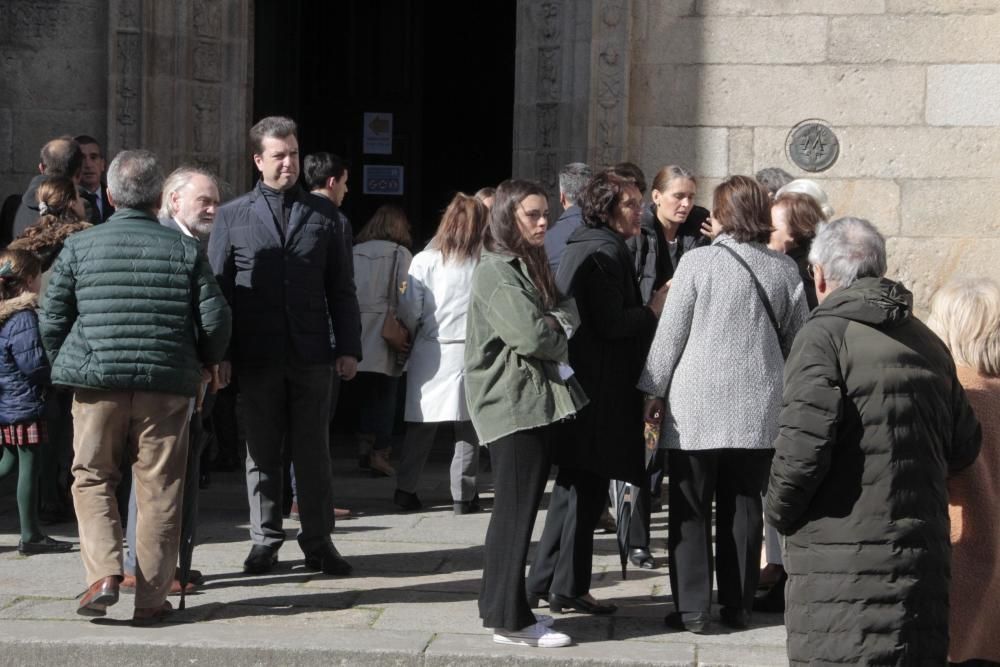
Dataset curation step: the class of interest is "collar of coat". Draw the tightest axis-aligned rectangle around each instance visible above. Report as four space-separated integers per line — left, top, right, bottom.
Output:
105 207 160 224
0 292 38 327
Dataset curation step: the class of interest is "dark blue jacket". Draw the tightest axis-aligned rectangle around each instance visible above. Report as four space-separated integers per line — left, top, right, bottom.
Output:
0 295 50 424
543 205 583 274
208 183 362 368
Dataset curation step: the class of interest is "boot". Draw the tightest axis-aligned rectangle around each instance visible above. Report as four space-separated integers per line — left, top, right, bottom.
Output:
369 447 395 477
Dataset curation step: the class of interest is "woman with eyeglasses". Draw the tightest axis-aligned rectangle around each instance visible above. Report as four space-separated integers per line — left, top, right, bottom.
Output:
525 169 663 616
466 179 587 648
639 175 809 633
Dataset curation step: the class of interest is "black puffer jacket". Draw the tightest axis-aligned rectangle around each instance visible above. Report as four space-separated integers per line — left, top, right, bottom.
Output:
765 277 982 666
553 225 656 484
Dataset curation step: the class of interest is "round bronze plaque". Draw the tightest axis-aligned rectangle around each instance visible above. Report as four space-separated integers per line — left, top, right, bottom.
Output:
786 120 839 172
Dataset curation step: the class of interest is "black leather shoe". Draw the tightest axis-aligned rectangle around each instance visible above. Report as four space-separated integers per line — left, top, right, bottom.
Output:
665 611 711 634
628 547 655 569
753 571 787 613
549 593 617 615
720 606 750 629
18 536 74 555
304 544 353 576
243 545 278 574
393 489 422 511
453 494 481 515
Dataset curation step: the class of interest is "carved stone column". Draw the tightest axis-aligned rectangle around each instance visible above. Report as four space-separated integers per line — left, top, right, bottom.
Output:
106 0 252 195
513 0 593 201
588 0 629 168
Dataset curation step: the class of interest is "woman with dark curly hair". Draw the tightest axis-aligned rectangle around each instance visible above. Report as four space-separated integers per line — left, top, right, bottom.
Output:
525 169 663 617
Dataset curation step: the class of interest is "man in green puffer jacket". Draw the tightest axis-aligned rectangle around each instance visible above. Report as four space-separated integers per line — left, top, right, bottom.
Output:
40 149 231 625
765 216 981 666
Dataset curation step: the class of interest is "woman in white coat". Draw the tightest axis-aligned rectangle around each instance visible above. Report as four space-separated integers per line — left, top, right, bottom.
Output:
393 193 489 513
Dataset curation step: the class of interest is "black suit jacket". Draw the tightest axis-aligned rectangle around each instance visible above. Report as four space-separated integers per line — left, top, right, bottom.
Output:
208 183 362 368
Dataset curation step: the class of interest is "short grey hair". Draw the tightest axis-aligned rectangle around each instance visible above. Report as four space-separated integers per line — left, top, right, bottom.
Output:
809 216 887 287
559 162 591 205
755 167 794 196
107 149 164 211
158 166 219 219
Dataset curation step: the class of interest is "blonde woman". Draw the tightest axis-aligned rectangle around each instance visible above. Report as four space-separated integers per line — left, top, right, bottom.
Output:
928 277 1000 667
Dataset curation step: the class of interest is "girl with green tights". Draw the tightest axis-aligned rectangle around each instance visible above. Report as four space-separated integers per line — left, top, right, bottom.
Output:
0 248 72 555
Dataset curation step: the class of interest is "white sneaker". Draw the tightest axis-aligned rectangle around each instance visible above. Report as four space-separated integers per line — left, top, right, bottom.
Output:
534 613 554 627
493 621 571 648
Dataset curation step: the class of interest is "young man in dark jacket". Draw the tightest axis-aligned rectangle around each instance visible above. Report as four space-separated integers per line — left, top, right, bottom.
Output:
766 216 981 665
41 149 231 624
208 116 362 577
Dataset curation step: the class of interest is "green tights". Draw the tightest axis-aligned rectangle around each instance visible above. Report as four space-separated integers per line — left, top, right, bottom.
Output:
0 445 44 543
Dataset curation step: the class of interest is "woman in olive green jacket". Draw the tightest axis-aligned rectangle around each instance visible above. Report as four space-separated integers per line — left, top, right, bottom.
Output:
465 179 586 649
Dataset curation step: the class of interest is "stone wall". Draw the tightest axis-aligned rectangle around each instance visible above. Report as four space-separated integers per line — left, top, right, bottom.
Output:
628 0 1000 313
0 0 109 202
0 0 252 208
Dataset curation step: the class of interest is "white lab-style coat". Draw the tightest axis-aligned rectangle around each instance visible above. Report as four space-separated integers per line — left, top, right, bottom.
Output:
397 248 476 422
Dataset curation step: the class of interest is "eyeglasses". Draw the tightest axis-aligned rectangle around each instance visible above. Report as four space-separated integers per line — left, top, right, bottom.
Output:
807 264 817 279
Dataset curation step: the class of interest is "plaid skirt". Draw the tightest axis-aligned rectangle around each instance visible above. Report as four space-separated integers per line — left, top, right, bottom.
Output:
1 420 48 447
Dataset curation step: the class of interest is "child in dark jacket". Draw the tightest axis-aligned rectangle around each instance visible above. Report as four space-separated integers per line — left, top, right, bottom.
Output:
0 249 72 554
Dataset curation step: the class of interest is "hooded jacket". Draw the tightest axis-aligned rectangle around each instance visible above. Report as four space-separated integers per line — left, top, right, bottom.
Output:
766 277 982 666
0 293 49 424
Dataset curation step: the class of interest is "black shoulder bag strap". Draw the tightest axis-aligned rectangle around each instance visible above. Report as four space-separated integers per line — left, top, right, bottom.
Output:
718 244 785 358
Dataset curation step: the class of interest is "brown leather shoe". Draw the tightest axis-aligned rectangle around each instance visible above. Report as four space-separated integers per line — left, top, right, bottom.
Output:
77 575 121 617
121 575 196 596
131 600 173 627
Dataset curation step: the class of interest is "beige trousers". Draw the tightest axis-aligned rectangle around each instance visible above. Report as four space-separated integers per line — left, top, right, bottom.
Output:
71 388 191 608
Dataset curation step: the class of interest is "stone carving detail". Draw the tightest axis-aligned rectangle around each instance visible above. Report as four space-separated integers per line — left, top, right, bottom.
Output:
193 0 222 38
538 103 558 149
787 120 840 172
590 0 628 167
8 2 61 40
539 1 562 41
537 47 561 103
114 32 142 149
193 40 222 82
536 152 558 192
193 85 220 154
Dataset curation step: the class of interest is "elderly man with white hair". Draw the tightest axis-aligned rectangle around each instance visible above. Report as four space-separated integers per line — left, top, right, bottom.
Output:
765 216 982 665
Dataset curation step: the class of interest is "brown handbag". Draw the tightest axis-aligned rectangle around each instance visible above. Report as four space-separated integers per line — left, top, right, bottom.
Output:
381 246 410 352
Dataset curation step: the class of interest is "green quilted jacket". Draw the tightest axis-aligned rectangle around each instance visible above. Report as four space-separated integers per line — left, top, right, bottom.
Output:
40 208 231 397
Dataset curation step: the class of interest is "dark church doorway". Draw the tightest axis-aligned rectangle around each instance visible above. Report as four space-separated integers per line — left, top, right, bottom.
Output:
253 1 517 245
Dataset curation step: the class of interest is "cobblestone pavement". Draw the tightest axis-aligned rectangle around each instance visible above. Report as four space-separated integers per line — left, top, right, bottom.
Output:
0 442 788 666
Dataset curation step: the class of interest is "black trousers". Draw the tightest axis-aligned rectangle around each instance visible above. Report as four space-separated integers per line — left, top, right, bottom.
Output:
667 448 772 615
628 448 665 549
479 426 552 631
526 465 608 598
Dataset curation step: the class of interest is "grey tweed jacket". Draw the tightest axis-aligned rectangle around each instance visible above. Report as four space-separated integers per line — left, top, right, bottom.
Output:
638 234 808 451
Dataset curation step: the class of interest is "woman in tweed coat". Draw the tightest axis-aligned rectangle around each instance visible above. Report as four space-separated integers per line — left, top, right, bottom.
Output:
638 175 808 633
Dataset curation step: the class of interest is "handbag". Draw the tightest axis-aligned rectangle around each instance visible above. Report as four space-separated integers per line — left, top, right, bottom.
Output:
718 244 786 359
381 245 410 353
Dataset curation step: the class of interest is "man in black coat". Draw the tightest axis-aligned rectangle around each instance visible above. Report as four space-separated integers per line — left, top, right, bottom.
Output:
11 136 85 240
208 116 362 576
75 135 115 223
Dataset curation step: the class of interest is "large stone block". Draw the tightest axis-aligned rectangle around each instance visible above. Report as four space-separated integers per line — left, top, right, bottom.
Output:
0 47 106 112
636 126 730 179
753 127 1000 179
829 15 1000 62
813 178 902 237
886 0 1000 13
638 16 827 64
887 237 1000 315
630 64 924 127
0 0 104 48
927 65 1000 126
728 128 753 174
900 179 1000 237
697 0 885 15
